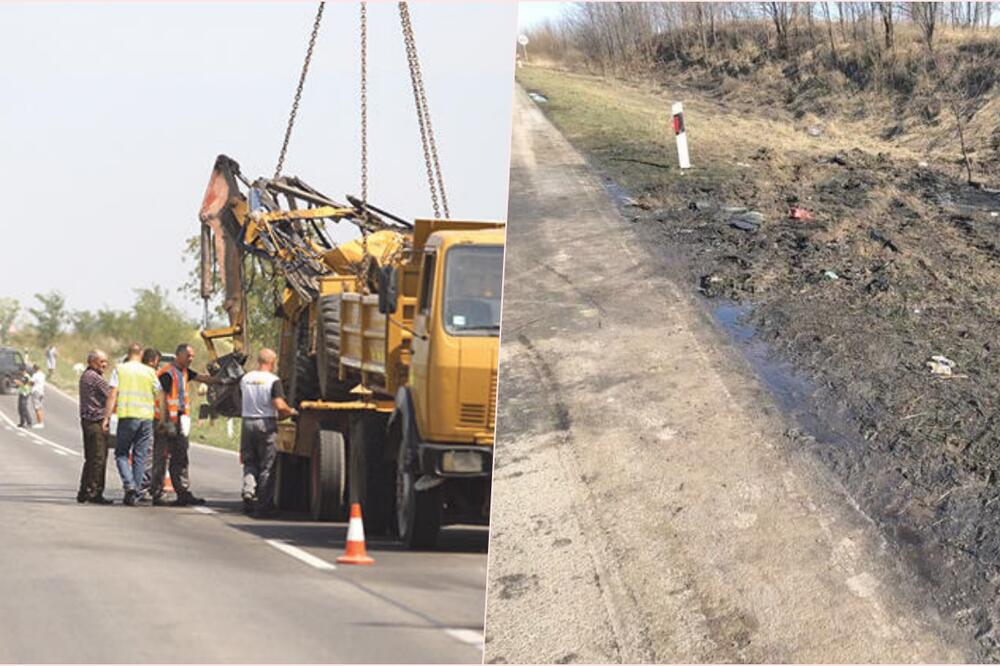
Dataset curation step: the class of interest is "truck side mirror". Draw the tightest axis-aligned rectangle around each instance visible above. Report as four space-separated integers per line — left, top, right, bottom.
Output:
378 266 399 314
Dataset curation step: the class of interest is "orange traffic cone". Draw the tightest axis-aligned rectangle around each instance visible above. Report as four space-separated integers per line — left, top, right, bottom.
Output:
163 469 175 494
337 503 375 565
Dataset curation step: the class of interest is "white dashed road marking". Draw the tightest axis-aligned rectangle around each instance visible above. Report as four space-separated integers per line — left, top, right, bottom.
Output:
444 628 485 648
266 539 337 571
0 410 80 456
193 506 216 515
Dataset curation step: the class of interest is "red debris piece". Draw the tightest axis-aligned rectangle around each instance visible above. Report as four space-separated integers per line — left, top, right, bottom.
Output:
789 206 814 220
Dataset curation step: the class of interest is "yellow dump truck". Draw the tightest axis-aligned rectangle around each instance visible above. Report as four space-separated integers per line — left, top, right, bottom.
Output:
198 155 502 547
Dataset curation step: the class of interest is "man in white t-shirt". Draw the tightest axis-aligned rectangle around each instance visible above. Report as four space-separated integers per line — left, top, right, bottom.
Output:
239 348 296 517
29 364 46 429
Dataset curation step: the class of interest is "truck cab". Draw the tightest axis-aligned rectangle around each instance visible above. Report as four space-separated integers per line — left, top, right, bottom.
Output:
391 222 504 547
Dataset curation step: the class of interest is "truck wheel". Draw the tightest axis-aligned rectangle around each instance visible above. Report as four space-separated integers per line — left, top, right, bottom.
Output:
395 440 442 549
0 376 11 395
316 294 352 401
348 413 394 535
276 452 308 512
289 315 319 407
310 430 346 521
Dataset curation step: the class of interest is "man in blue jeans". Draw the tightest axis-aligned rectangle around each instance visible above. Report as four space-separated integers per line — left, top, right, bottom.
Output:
103 344 162 506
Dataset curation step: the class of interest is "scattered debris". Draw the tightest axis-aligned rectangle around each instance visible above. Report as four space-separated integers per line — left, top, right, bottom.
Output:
789 206 814 221
865 274 891 294
927 355 957 377
868 227 900 253
730 219 759 232
689 199 717 212
823 270 839 281
807 126 823 137
527 92 548 104
918 160 929 168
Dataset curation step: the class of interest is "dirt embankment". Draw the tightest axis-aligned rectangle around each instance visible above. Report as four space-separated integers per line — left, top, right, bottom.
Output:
518 63 1000 654
646 145 1000 650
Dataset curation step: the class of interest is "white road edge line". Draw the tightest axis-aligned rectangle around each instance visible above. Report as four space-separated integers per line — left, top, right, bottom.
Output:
444 628 485 648
0 410 80 456
193 506 216 515
51 449 69 456
265 539 337 571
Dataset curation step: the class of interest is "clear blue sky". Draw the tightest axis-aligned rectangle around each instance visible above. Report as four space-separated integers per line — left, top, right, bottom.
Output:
1 2 517 319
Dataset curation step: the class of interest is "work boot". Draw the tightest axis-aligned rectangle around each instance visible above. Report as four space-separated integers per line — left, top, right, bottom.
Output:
152 496 170 507
242 497 255 515
253 502 277 519
88 496 113 505
173 493 206 507
76 491 88 504
123 490 137 507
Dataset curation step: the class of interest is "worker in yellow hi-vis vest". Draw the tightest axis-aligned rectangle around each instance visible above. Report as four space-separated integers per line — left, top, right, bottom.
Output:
102 343 163 506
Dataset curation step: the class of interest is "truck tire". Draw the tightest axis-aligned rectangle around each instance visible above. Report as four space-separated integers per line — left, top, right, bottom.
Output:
395 438 442 549
292 314 320 407
310 429 346 521
348 413 394 535
316 294 352 401
275 452 308 512
0 376 11 395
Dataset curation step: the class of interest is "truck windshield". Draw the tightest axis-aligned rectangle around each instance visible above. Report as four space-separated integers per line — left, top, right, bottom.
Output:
443 245 503 336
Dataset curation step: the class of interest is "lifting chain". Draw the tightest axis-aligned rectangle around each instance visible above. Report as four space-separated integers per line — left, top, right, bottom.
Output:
359 2 372 286
274 1 326 179
399 2 449 219
360 1 369 213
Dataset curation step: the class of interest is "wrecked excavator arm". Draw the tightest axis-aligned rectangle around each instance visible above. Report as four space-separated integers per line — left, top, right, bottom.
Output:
197 154 413 359
198 155 249 357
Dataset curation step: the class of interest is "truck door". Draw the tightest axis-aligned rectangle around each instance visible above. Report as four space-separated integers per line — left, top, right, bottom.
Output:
410 249 437 435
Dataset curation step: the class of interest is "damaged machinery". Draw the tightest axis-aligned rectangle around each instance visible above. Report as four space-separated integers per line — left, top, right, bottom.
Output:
195 2 503 548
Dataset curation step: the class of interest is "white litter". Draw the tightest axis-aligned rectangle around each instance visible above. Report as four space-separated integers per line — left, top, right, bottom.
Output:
927 355 957 377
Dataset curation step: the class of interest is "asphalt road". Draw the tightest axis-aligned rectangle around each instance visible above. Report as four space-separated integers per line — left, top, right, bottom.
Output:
0 386 487 663
484 87 974 663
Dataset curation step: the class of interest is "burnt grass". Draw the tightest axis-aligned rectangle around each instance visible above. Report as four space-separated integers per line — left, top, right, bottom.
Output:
621 148 1000 655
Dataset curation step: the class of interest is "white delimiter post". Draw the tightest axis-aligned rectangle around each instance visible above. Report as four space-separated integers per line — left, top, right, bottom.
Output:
672 102 691 170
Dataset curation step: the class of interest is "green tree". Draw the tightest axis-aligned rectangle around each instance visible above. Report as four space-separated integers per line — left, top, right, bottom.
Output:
72 310 101 338
28 292 66 347
129 285 196 354
95 308 132 342
0 298 19 345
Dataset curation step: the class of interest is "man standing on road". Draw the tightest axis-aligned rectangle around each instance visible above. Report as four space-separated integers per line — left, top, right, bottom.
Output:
240 348 296 517
29 364 46 429
77 350 112 505
150 343 219 507
103 344 161 506
45 345 58 378
16 368 33 428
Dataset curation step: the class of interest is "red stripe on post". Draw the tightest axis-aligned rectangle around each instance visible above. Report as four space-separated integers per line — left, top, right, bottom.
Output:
672 114 684 135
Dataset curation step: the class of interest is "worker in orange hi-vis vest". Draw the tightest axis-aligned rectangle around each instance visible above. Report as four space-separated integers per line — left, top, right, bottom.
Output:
150 343 221 507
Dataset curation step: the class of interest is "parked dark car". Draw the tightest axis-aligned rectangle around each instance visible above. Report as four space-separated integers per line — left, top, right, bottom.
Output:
0 347 28 394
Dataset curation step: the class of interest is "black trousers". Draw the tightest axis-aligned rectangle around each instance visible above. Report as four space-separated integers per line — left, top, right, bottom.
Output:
78 419 108 500
151 424 192 499
17 395 32 426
